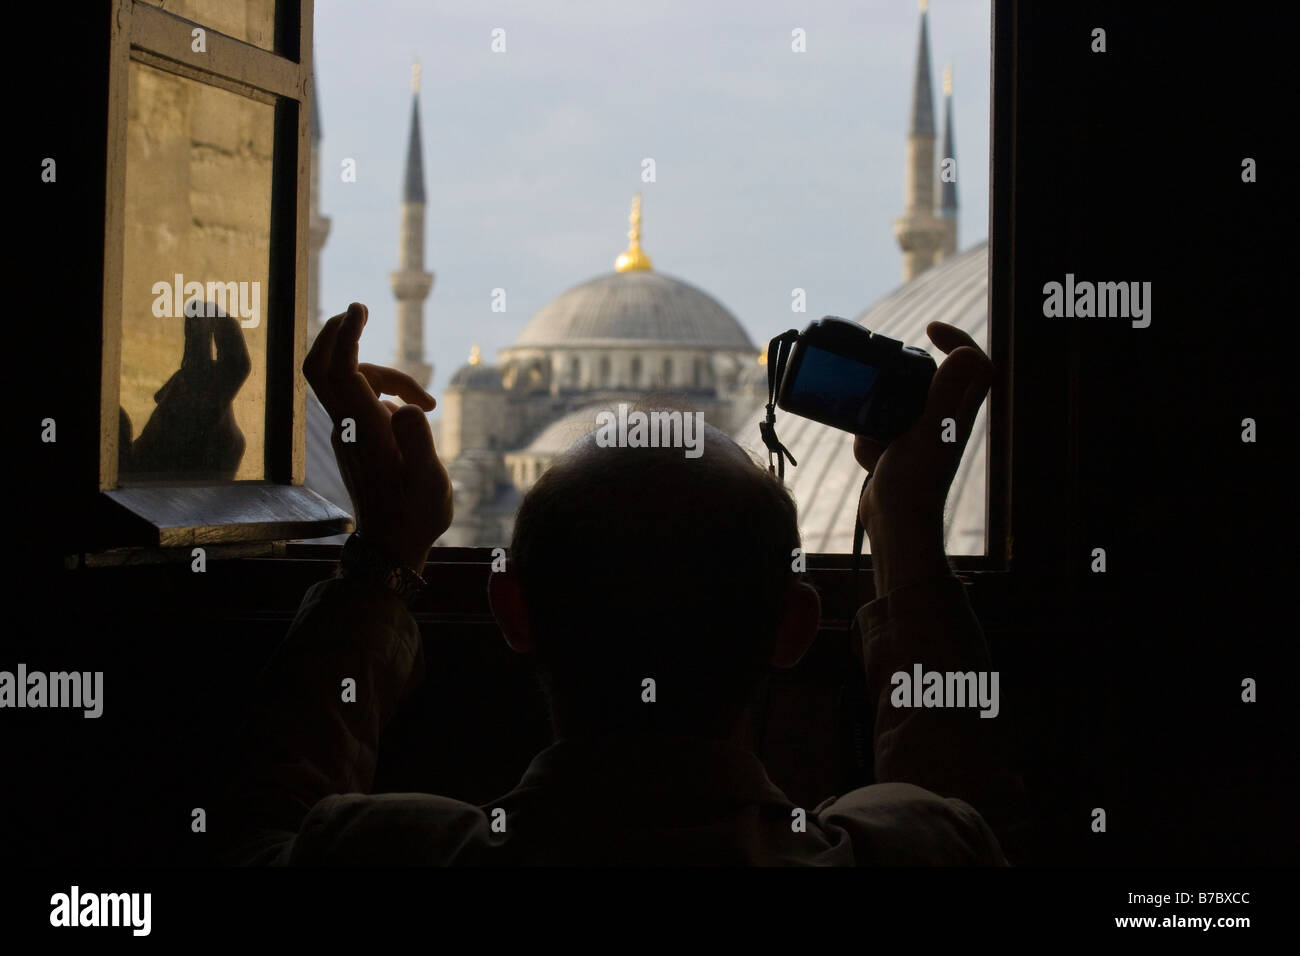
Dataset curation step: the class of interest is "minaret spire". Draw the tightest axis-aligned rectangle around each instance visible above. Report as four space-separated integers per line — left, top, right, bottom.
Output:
389 61 434 388
936 62 959 262
909 2 935 139
892 0 945 281
402 62 426 204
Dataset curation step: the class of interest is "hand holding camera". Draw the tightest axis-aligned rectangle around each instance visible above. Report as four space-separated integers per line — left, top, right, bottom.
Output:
853 321 992 588
764 317 992 592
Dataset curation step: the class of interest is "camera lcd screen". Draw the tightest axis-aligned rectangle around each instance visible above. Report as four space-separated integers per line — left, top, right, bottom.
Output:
785 345 880 427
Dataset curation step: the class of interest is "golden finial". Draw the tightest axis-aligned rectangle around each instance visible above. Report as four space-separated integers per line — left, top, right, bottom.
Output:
919 0 928 12
614 193 653 273
411 61 421 94
757 349 768 366
943 63 952 96
468 343 481 366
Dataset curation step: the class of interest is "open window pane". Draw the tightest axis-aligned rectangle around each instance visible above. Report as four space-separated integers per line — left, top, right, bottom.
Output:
305 1 992 555
118 60 274 484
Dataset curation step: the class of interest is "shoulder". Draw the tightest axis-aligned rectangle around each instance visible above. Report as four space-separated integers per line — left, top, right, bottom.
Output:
289 793 490 865
816 782 1007 866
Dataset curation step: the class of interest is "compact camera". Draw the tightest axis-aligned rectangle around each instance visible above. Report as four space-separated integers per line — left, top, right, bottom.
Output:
772 316 936 444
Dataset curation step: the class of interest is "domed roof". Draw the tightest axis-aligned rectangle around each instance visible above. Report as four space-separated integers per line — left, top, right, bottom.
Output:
734 241 989 555
512 271 756 351
516 405 609 456
448 362 503 390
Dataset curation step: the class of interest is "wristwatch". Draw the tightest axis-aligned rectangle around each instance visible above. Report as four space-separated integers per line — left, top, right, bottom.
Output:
338 531 428 603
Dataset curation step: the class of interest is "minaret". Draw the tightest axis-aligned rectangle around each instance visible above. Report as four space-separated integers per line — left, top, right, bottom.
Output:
389 62 434 389
935 62 959 263
307 69 331 341
893 0 944 281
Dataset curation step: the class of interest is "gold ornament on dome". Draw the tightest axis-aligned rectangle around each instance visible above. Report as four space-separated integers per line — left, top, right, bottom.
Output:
614 193 653 273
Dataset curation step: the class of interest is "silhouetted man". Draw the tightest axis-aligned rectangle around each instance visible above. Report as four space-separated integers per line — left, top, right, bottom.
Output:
227 301 1020 865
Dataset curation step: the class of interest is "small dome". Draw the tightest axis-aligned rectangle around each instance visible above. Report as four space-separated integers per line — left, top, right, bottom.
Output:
512 271 755 351
520 405 611 456
448 363 504 390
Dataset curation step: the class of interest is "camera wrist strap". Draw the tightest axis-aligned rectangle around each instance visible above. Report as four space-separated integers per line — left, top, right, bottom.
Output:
762 329 871 573
761 330 801 481
852 473 871 574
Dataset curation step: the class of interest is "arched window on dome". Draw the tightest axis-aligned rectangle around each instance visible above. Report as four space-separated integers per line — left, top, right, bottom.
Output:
693 357 711 389
568 356 580 388
630 357 642 387
599 355 611 388
661 356 673 387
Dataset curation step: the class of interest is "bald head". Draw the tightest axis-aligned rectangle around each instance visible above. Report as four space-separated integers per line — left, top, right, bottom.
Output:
505 414 808 737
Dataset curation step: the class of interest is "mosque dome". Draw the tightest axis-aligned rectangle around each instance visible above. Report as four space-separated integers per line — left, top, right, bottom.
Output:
448 363 503 390
520 405 608 455
734 240 989 555
512 271 755 350
510 195 754 352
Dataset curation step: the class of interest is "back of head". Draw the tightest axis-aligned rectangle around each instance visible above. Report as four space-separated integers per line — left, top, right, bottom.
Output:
509 415 802 738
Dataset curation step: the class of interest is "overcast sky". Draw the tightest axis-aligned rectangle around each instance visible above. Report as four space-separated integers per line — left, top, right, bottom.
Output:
313 0 991 412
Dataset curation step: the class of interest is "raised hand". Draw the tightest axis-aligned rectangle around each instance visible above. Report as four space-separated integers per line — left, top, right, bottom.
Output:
304 302 451 571
128 309 252 480
854 321 993 591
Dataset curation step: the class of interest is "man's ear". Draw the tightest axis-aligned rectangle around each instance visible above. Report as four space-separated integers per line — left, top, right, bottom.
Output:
489 569 533 654
769 580 820 669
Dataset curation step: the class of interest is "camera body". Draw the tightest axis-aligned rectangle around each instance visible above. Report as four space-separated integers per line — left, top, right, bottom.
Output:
775 317 936 444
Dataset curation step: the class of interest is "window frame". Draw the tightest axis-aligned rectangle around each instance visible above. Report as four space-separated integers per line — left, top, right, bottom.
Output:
94 0 350 549
76 0 1019 604
281 0 1020 611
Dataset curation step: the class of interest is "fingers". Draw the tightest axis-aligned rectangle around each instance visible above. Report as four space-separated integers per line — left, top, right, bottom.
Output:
926 321 981 356
854 325 991 475
920 323 992 439
359 364 436 411
316 304 391 442
920 345 991 440
854 435 886 473
305 302 371 406
182 311 209 370
953 352 994 437
304 308 349 405
336 307 391 434
330 303 365 380
391 404 441 487
211 313 252 400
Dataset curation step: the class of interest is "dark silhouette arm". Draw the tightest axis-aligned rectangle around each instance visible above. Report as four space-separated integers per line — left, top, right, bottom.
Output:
856 572 1028 860
221 575 422 865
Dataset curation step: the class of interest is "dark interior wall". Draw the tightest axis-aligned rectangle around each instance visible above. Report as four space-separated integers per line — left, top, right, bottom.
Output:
11 1 1294 867
1006 2 1292 864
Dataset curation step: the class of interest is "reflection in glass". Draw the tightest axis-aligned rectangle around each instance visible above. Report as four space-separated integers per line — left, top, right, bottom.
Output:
118 60 273 483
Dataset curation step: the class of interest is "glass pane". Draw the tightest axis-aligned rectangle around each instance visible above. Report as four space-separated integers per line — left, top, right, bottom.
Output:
118 60 273 483
307 1 992 554
138 0 278 54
